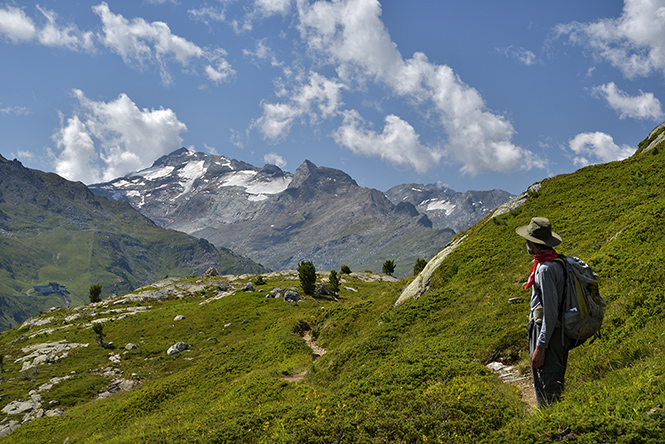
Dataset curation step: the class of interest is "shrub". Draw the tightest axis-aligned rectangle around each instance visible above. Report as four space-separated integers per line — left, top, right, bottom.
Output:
382 260 396 276
253 275 267 286
329 269 340 294
340 265 351 274
92 323 106 347
89 283 102 303
298 261 316 295
413 257 427 275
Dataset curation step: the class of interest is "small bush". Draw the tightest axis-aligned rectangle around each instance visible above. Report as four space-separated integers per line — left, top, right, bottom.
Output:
298 261 316 295
89 283 102 303
253 276 267 286
340 265 351 274
329 269 340 293
413 258 427 275
382 260 396 276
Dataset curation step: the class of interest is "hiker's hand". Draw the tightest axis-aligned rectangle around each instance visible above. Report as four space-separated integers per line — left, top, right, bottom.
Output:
532 346 545 369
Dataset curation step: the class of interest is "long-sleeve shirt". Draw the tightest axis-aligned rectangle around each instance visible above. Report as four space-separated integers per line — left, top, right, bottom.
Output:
528 260 565 348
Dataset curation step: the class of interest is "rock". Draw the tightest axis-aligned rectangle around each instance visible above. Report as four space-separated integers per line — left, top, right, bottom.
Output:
0 420 19 438
2 399 41 415
167 342 188 356
217 282 230 291
314 284 329 296
267 288 285 298
508 297 522 304
241 282 256 292
204 267 219 277
284 290 300 303
174 315 185 321
125 343 139 350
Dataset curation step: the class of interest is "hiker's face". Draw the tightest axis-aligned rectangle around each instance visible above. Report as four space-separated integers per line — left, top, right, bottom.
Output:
526 240 537 255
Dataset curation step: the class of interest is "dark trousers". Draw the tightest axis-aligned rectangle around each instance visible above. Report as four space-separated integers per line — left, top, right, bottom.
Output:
528 321 570 408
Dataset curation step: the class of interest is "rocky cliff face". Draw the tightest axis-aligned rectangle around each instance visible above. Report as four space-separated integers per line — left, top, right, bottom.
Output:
90 149 460 275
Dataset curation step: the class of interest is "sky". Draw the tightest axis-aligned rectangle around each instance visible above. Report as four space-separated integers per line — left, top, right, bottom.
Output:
1 0 664 195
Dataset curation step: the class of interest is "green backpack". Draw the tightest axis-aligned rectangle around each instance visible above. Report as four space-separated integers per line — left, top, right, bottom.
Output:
554 255 606 348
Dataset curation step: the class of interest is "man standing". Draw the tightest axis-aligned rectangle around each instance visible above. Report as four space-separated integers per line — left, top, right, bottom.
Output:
516 217 569 407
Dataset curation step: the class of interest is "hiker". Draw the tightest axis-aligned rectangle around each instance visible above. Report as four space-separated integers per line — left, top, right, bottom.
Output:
516 217 570 408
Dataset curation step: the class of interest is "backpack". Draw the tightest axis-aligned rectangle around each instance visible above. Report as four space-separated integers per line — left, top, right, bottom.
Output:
554 255 606 348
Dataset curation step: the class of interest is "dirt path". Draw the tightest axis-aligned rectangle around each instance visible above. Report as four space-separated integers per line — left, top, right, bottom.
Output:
486 361 537 412
281 331 327 383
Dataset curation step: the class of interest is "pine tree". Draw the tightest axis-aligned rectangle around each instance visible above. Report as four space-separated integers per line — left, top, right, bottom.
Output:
298 261 316 295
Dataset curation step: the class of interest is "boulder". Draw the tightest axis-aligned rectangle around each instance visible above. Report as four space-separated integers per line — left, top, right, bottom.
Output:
0 420 19 438
284 290 300 303
241 282 256 292
2 399 41 415
266 288 285 298
204 267 219 277
174 315 185 321
125 343 139 350
167 342 188 356
314 284 329 296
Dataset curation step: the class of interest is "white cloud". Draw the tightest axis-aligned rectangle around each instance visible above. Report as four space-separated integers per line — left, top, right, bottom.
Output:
0 104 29 115
11 150 34 160
255 71 345 141
556 0 665 79
264 152 287 168
333 110 442 173
569 131 636 166
287 0 539 175
0 6 35 42
51 90 187 183
94 2 233 86
0 5 92 50
188 6 226 25
51 114 101 184
592 82 664 120
255 0 292 16
496 46 538 66
36 5 94 50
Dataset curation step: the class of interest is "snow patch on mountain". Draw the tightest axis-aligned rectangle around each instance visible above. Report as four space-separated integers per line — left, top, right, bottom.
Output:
425 199 456 216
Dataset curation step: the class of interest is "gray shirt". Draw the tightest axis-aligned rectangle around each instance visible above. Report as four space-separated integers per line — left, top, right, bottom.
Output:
529 260 565 348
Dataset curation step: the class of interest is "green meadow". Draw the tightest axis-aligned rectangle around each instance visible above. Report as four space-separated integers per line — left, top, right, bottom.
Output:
1 127 665 442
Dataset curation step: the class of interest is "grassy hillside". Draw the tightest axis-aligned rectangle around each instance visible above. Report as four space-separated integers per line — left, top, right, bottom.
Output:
1 127 665 443
0 156 268 331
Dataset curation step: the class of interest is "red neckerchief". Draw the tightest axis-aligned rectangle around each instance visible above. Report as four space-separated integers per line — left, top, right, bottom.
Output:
525 248 558 289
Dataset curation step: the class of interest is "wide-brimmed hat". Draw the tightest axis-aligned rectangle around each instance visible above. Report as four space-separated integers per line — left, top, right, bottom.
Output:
515 217 562 247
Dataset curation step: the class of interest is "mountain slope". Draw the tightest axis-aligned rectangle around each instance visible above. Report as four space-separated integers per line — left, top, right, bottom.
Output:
3 126 665 443
0 155 267 330
90 150 457 276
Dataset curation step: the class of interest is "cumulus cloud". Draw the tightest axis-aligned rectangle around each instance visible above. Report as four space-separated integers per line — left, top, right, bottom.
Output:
568 131 636 166
0 4 93 49
333 110 442 173
264 152 287 168
279 0 540 175
255 71 346 141
556 0 665 79
51 90 187 183
592 82 664 120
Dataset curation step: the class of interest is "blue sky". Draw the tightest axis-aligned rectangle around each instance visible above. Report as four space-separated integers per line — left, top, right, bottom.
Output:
1 0 663 195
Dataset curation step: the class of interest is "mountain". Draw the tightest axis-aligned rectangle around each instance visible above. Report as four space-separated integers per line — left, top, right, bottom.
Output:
0 154 267 331
89 149 506 276
384 183 514 232
1 125 665 443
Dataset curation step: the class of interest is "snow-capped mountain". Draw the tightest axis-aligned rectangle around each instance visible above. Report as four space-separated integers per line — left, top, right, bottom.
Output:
384 183 514 233
89 149 510 276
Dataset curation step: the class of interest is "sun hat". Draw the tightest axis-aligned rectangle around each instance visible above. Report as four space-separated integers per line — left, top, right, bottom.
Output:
515 217 562 247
